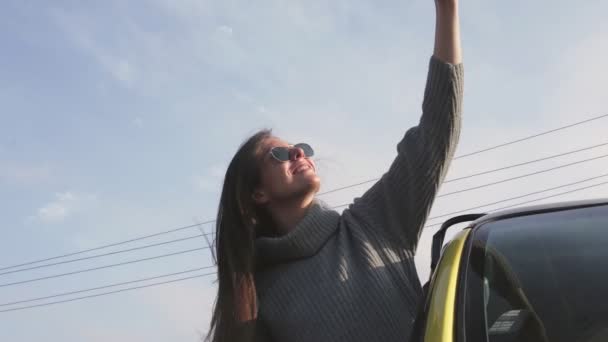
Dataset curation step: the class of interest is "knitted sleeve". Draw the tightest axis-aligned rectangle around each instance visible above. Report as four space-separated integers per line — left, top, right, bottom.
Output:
347 56 464 252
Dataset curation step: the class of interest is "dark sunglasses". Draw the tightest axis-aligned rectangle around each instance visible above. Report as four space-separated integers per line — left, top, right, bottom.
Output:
269 143 315 162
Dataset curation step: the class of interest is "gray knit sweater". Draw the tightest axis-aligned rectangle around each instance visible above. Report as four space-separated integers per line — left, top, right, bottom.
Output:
254 56 463 342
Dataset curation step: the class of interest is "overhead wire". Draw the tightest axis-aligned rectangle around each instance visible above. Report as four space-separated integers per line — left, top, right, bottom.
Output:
453 113 608 159
0 235 205 277
0 266 214 308
5 149 608 277
6 149 607 273
317 115 608 196
4 179 607 313
3 114 607 274
6 172 608 281
423 180 608 229
427 173 608 220
0 220 215 272
444 141 608 183
331 153 608 208
2 115 608 313
0 247 206 288
436 153 608 198
318 142 608 196
0 273 214 313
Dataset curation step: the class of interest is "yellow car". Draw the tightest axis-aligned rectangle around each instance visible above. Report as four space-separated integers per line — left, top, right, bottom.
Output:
411 199 608 342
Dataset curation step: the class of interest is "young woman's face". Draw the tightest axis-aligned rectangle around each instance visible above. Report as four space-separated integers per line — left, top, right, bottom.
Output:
254 137 320 204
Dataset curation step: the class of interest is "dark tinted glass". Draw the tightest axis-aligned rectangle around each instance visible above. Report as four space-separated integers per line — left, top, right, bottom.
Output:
270 146 290 161
270 143 314 162
294 143 314 157
464 205 608 342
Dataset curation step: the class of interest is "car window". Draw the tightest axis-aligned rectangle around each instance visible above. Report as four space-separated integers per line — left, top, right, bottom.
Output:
464 205 608 342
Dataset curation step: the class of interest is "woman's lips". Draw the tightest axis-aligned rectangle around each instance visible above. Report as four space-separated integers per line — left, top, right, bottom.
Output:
292 162 313 174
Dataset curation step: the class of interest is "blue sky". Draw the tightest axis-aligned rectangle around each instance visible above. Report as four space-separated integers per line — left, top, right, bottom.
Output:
1 0 607 341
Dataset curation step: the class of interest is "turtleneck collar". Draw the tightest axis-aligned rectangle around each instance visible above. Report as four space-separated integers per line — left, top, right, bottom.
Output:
255 201 341 267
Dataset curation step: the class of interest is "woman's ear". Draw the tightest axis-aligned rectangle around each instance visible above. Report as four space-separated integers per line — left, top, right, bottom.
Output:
252 189 268 205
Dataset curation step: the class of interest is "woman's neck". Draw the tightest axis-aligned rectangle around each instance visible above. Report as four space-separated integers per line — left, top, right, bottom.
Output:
267 193 316 235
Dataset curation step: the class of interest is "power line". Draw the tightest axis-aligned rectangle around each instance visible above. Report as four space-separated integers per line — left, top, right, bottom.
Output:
453 113 608 159
437 153 608 198
5 114 607 273
0 273 215 313
9 149 605 277
444 141 608 183
423 180 608 229
4 181 607 313
0 266 215 308
0 235 205 276
0 220 214 272
428 173 608 221
477 180 608 214
318 116 608 196
320 141 608 196
18 171 603 281
4 166 608 312
12 174 602 288
3 183 607 314
317 179 381 197
4 183 608 314
0 247 206 288
330 166 608 211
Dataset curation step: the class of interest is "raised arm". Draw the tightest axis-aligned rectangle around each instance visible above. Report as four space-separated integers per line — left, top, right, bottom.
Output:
434 0 462 64
345 0 463 253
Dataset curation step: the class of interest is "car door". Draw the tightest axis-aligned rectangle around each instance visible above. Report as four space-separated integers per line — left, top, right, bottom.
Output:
409 229 471 342
461 203 608 342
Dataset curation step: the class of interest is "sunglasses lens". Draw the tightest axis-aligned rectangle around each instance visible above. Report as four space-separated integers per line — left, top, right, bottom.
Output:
270 143 314 162
270 147 290 161
295 143 314 157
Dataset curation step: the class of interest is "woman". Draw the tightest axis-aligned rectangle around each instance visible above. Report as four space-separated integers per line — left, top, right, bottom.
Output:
208 0 463 340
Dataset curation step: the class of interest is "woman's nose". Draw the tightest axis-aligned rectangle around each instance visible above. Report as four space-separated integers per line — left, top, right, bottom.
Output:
289 147 305 161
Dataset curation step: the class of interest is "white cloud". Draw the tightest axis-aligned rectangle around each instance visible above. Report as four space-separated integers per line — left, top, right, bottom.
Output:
36 191 76 222
31 191 96 223
216 25 233 36
108 59 135 85
132 117 144 128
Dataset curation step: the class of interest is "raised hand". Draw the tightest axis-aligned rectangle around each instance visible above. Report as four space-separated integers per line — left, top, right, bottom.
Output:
433 0 462 64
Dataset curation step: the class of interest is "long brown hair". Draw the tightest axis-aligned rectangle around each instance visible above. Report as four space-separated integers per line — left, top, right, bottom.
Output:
207 129 273 342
